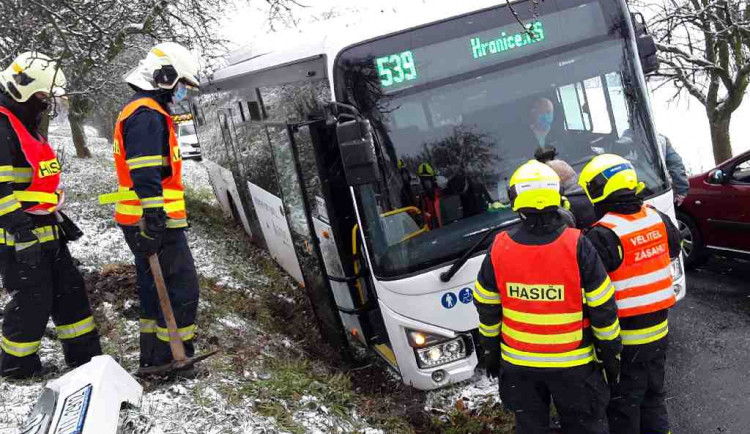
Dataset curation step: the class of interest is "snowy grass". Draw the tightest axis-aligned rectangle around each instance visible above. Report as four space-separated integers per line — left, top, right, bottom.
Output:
0 133 381 434
0 127 514 434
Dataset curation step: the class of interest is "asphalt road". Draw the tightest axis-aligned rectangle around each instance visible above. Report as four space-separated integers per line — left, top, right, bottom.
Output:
667 256 750 434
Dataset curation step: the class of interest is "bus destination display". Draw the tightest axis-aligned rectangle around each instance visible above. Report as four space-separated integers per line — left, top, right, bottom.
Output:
470 22 545 59
375 23 545 90
375 51 418 88
368 3 608 92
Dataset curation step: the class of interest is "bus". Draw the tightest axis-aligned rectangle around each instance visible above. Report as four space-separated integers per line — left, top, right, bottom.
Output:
192 0 686 390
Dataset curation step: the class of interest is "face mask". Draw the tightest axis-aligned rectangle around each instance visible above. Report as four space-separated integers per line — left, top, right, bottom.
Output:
536 112 553 133
173 83 188 103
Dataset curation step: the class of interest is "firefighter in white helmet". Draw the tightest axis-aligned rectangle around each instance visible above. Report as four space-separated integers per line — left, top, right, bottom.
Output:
99 42 201 372
0 52 102 379
473 160 622 434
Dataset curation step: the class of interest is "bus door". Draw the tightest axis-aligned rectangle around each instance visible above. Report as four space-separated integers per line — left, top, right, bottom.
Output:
255 121 352 354
215 107 259 239
279 121 385 353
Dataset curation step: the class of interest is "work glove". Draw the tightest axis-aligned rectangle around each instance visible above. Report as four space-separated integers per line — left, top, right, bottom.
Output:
135 209 167 256
13 229 42 267
674 194 687 207
56 211 84 242
483 350 501 379
602 355 621 389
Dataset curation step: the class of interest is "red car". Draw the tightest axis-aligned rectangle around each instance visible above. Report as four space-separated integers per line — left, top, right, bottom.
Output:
677 150 750 268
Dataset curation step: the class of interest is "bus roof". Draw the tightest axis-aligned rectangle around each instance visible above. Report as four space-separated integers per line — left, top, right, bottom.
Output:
208 0 519 85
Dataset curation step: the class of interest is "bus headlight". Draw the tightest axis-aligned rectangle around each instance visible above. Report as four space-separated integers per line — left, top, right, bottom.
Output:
670 256 684 283
415 337 467 368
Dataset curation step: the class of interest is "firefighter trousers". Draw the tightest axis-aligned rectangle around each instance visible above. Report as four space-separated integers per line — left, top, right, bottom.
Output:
500 361 610 434
122 227 199 368
0 242 102 378
608 347 670 434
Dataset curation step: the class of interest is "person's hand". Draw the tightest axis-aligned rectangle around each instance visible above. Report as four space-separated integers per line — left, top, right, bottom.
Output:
602 355 621 389
136 209 166 256
624 149 638 161
14 229 41 266
674 194 687 207
483 350 501 379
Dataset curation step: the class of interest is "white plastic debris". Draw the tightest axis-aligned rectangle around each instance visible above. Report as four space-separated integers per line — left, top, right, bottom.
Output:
20 355 142 434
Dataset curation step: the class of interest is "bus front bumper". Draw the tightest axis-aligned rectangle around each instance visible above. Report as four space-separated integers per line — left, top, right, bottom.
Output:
379 301 478 391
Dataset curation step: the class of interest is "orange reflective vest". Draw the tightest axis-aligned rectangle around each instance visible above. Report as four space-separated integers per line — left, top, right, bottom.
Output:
491 228 595 367
0 107 61 215
99 98 186 228
595 206 675 318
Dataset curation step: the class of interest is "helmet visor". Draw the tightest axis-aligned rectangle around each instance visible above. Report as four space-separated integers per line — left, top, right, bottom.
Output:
585 162 633 201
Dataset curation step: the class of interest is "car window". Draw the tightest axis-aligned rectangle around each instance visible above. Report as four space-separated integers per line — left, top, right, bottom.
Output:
731 158 750 184
180 124 196 136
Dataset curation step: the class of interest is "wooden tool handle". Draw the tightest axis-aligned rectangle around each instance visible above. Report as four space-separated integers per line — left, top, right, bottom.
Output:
148 253 187 362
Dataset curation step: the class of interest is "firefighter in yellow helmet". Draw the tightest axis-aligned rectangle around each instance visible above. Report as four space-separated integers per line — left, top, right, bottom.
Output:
417 162 443 229
0 52 101 378
473 160 621 434
579 154 681 434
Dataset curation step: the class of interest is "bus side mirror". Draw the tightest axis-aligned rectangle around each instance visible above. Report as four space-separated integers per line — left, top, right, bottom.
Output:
631 12 660 75
637 35 659 75
337 119 380 186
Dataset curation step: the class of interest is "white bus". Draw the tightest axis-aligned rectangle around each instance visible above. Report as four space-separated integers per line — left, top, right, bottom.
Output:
193 0 686 390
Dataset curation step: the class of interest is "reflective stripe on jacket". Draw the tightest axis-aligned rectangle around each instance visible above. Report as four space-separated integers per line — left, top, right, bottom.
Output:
595 206 675 318
490 228 594 368
100 98 186 228
0 107 61 215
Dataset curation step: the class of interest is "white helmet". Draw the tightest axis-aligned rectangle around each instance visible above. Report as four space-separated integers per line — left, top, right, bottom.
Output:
125 42 200 91
0 52 67 103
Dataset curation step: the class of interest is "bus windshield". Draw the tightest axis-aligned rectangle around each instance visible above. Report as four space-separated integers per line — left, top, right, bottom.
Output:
335 0 669 278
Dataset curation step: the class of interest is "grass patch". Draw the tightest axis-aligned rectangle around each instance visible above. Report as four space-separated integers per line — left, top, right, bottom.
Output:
423 401 515 434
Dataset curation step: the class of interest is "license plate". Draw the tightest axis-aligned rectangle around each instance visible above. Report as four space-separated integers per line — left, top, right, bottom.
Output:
54 384 92 434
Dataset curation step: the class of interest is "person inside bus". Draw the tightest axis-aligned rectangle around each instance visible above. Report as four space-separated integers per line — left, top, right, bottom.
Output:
444 172 492 219
506 97 564 164
546 159 597 229
398 159 418 208
417 162 443 229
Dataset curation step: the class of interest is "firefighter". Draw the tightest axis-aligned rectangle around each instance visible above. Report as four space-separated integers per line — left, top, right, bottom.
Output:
417 162 442 228
0 52 101 378
579 154 680 434
473 160 622 434
99 42 201 371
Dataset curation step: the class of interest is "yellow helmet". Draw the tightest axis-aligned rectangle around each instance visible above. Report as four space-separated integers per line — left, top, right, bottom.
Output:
417 162 436 178
0 52 66 103
508 160 562 212
578 154 644 204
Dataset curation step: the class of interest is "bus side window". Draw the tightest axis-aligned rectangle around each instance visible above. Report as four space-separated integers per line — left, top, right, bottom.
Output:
248 101 263 121
558 78 613 135
192 99 205 127
558 84 586 131
582 77 612 135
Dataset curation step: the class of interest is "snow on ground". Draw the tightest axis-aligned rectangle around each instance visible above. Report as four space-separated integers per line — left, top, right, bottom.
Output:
0 127 380 434
424 373 500 414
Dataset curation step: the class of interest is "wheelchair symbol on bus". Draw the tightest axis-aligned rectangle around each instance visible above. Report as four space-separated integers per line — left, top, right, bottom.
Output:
459 287 473 304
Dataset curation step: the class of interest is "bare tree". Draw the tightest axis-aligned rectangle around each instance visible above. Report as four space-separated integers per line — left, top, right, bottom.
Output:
635 0 750 164
0 0 299 157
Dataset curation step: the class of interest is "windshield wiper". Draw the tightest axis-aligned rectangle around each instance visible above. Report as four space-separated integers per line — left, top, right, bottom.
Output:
439 218 520 283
